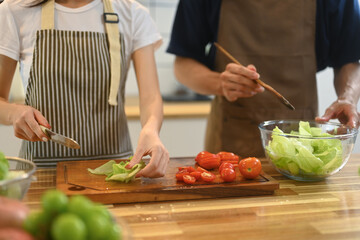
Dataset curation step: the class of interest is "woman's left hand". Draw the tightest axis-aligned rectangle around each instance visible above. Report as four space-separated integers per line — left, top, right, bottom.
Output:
315 99 359 128
126 129 169 178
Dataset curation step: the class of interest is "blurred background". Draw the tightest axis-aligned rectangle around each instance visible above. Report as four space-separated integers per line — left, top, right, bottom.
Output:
1 0 359 157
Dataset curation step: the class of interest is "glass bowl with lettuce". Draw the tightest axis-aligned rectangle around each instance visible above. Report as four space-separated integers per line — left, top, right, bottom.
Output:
258 120 358 181
0 153 36 199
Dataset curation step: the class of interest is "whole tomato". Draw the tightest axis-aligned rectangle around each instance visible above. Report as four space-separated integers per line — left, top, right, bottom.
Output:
219 162 234 173
238 157 262 179
220 168 236 182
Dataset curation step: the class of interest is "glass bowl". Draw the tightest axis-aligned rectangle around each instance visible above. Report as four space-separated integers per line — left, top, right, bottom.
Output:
258 120 358 181
0 157 36 199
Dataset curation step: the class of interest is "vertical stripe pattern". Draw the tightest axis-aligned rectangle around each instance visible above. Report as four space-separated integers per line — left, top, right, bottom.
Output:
19 30 132 167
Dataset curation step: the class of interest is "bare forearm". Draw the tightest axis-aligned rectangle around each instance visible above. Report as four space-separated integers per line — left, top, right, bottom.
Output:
0 55 17 125
333 62 360 105
139 95 163 133
174 56 222 96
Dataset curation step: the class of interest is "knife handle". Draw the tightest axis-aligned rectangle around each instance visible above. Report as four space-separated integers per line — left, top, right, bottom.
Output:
40 125 50 137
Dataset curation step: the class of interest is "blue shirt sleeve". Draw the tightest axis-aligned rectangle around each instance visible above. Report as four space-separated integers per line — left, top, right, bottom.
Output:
166 0 221 69
316 0 360 71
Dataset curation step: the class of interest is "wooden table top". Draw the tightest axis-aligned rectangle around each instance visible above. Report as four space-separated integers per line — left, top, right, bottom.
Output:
23 154 360 240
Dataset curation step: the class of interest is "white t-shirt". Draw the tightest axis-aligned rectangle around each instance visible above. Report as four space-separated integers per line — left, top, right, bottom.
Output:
0 0 162 91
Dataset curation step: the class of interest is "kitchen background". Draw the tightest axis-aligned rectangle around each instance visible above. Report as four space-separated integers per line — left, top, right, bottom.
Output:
1 0 359 157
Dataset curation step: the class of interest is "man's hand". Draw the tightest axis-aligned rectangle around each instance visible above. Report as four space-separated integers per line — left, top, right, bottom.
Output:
220 63 264 102
315 99 359 128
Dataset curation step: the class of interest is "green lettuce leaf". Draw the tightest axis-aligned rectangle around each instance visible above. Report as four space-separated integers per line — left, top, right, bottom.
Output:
88 160 145 183
0 152 9 180
266 121 344 176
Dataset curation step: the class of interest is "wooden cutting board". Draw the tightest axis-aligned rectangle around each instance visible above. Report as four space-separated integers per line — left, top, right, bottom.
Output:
56 157 279 204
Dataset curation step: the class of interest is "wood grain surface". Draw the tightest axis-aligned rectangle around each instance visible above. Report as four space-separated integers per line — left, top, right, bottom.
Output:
23 154 360 240
56 158 279 204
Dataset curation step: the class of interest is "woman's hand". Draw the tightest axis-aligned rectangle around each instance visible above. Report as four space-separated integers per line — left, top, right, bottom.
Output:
315 99 359 128
9 104 51 142
126 129 169 178
220 63 264 102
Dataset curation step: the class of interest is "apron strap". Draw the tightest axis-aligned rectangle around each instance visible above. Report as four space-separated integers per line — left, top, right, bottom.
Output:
40 0 121 106
103 0 121 106
41 0 54 29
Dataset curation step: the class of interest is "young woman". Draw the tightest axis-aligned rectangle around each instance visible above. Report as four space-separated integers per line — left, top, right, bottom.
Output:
0 0 169 178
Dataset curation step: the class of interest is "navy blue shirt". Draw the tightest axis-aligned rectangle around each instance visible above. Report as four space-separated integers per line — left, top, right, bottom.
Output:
167 0 360 72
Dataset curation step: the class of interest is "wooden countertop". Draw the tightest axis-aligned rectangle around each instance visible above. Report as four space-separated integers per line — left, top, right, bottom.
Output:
23 154 360 240
125 96 211 119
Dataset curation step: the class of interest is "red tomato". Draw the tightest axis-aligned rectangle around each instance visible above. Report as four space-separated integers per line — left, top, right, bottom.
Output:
190 171 202 180
217 151 239 162
220 168 236 182
200 172 216 182
219 162 234 173
176 170 190 182
196 166 210 173
195 151 221 170
178 166 195 173
195 151 213 162
238 157 262 179
183 175 196 184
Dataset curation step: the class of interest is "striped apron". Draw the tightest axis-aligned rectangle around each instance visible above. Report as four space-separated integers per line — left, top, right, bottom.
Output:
19 0 132 167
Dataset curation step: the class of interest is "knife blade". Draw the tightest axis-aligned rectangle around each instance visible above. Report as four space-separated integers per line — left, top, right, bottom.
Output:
40 126 80 149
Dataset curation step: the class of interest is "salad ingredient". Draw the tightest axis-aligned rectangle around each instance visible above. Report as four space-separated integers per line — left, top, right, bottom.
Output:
51 213 86 240
238 157 262 179
42 189 68 214
175 170 190 182
219 162 234 173
183 175 196 184
216 151 239 164
88 160 145 183
266 121 343 176
200 172 216 182
190 171 202 180
220 168 236 182
0 152 9 180
195 151 221 170
23 190 121 240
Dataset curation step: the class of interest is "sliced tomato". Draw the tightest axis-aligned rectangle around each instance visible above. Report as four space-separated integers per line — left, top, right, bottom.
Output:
217 151 240 163
201 172 216 182
196 166 210 173
176 170 190 182
178 166 196 173
195 151 221 170
190 171 202 180
220 168 236 182
238 157 262 179
219 162 234 173
183 175 196 184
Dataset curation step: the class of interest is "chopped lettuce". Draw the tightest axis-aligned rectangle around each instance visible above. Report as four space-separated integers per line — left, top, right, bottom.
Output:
266 121 343 176
0 152 9 180
88 160 145 183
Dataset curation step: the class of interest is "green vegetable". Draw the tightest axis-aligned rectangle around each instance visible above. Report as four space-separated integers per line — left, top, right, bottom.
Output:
24 190 122 240
88 160 145 183
0 152 9 180
266 121 343 176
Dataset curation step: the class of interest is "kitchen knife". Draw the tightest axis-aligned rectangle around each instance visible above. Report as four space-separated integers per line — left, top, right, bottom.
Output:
40 126 80 149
